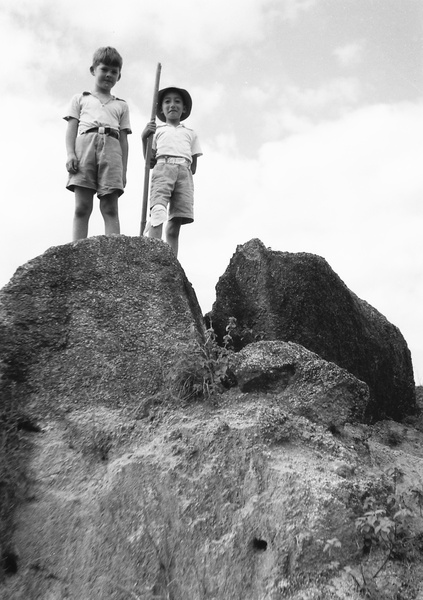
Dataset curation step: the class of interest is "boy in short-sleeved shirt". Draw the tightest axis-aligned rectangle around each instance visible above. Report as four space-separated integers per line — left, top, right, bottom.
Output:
64 46 131 240
142 86 202 257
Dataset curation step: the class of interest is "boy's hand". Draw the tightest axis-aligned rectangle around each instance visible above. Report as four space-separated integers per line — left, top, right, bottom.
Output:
66 154 79 174
141 120 156 141
150 149 157 169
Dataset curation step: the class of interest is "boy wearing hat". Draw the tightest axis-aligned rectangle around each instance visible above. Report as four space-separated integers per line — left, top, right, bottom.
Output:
142 87 202 257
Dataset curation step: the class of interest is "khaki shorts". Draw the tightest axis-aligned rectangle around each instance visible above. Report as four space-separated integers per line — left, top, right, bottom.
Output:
150 162 194 224
66 132 124 198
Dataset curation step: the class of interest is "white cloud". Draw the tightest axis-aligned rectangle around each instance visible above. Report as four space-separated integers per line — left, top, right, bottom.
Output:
3 0 320 65
241 85 271 106
260 78 362 137
279 0 318 21
334 41 365 68
2 0 265 60
258 101 423 224
189 84 226 123
178 100 423 380
286 78 361 111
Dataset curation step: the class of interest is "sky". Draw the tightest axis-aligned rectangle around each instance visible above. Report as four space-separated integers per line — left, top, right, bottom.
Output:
1 0 422 383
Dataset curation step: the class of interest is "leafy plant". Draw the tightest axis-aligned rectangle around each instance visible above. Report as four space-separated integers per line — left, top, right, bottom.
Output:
166 319 237 402
410 487 423 516
323 467 417 598
323 537 341 571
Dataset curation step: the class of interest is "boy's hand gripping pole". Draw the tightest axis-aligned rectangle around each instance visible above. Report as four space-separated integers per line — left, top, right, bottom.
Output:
140 62 162 235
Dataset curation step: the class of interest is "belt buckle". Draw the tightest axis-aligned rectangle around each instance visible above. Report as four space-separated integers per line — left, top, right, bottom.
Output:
98 126 105 134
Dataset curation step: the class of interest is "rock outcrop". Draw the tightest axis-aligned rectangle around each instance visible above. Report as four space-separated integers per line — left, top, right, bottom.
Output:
0 235 205 417
209 238 416 421
1 236 422 600
232 341 370 427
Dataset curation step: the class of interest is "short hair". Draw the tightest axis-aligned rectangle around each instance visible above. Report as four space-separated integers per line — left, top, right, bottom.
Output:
92 47 123 70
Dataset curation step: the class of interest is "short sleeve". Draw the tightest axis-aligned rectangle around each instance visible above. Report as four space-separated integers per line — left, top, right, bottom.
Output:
152 131 158 152
63 94 81 122
191 131 203 157
119 101 132 133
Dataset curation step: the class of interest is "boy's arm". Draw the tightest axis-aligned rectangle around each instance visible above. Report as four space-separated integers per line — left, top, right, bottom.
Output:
119 130 129 187
190 131 202 174
65 118 79 174
141 121 157 159
191 154 198 175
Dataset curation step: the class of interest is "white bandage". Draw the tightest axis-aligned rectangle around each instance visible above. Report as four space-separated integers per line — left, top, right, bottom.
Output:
150 205 167 227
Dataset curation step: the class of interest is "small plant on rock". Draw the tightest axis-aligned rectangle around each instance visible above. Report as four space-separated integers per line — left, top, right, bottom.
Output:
323 466 417 598
323 537 341 571
166 318 237 402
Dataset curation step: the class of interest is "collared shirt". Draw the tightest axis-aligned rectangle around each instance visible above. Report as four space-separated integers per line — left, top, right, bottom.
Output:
63 92 132 135
153 123 202 163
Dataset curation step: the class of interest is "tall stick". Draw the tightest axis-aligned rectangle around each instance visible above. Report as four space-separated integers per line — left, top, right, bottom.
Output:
140 62 162 235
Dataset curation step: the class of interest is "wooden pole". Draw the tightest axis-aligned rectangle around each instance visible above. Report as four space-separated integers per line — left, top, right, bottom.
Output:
140 62 162 235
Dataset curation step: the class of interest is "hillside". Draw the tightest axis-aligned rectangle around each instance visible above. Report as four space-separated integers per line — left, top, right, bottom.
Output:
0 236 422 600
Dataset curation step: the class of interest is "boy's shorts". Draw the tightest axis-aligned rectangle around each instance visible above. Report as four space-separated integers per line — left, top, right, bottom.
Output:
150 162 194 225
66 132 124 198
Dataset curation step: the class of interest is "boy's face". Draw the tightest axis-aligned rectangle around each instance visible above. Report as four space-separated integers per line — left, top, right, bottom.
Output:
161 92 186 123
90 62 121 93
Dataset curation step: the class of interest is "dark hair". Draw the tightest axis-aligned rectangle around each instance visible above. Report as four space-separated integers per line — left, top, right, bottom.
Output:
92 47 123 70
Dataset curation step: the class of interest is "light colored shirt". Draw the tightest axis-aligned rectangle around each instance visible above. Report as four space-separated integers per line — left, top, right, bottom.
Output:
153 123 202 163
64 92 132 135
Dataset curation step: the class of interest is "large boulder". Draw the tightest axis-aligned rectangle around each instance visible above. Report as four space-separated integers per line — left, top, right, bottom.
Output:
209 239 416 421
0 235 205 416
232 341 370 427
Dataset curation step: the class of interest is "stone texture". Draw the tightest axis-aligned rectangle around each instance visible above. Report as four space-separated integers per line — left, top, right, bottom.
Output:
231 340 370 427
0 397 394 600
0 235 205 416
209 238 416 421
1 237 423 599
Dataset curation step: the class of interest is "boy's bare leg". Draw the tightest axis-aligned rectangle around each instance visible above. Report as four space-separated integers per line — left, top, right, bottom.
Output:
99 192 120 235
166 220 181 257
73 186 94 240
149 224 163 240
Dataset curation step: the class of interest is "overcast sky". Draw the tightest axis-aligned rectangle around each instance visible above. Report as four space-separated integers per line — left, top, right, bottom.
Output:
1 0 422 383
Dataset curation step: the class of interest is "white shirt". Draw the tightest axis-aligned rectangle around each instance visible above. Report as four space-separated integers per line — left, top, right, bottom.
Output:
64 92 132 135
153 123 202 163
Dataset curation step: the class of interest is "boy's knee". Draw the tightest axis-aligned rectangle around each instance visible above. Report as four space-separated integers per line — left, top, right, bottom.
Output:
100 197 119 218
74 204 92 219
101 205 118 218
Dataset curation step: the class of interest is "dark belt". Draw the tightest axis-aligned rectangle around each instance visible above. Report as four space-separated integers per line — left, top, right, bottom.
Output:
84 127 119 140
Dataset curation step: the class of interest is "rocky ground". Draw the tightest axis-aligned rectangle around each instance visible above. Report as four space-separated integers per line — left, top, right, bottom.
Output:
1 383 423 600
0 236 421 599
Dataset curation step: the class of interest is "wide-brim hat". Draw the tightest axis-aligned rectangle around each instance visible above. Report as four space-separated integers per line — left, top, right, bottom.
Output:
156 87 192 122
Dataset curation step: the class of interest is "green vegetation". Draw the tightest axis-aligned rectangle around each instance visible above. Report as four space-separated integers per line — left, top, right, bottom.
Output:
324 467 423 599
165 317 237 402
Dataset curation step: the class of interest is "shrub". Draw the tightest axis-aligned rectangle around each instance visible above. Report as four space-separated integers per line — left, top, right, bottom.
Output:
165 319 237 402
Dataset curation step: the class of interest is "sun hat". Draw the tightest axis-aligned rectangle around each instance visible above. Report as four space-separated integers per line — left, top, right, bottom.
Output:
156 87 192 122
